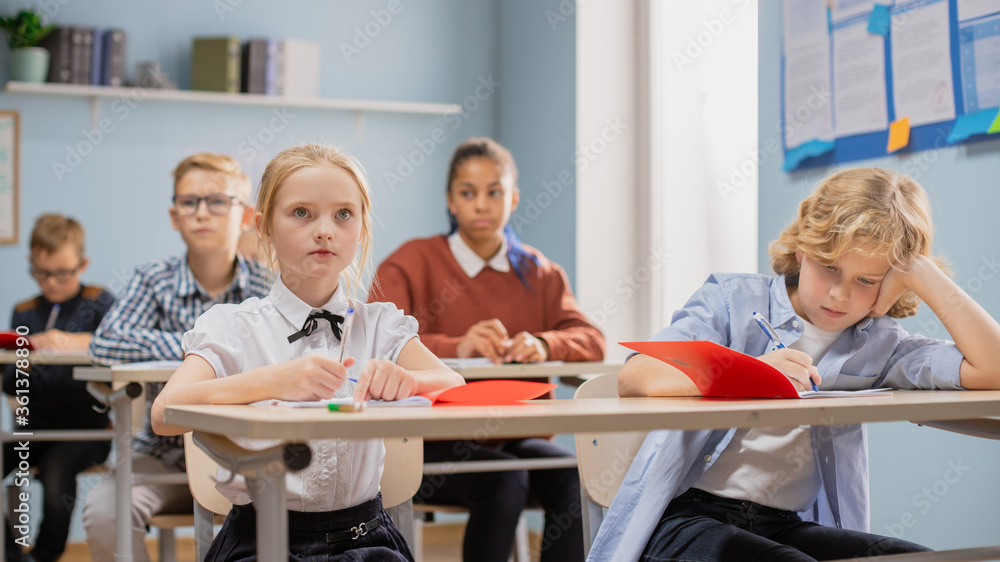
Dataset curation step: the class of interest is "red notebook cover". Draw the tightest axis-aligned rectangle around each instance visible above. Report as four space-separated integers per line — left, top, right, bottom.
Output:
420 380 557 406
621 340 799 398
0 332 33 350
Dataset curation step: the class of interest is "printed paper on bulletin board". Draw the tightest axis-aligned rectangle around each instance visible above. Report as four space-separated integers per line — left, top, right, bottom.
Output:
780 0 1000 171
0 111 18 244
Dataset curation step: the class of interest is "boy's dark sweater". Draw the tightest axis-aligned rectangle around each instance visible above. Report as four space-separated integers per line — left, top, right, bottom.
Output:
2 285 115 430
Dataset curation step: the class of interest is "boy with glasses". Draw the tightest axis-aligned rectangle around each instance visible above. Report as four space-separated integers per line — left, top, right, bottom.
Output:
83 153 271 562
3 214 115 562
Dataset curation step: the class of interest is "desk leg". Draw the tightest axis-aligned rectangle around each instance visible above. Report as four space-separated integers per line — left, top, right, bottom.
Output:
247 465 288 562
114 389 134 562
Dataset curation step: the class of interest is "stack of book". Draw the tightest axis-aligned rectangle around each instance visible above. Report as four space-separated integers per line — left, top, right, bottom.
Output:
38 27 126 86
192 36 320 97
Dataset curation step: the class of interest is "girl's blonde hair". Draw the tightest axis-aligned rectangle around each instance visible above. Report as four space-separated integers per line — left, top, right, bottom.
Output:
255 144 374 298
769 167 939 318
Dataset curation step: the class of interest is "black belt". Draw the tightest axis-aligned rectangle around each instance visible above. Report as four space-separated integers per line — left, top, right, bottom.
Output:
326 516 380 543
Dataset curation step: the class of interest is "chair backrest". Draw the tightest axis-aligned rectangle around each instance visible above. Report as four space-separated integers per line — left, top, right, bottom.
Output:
574 372 649 508
183 432 233 515
381 436 423 508
181 432 424 513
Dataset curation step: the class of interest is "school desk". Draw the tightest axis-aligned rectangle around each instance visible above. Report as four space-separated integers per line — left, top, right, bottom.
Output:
61 359 608 561
0 350 110 557
0 349 92 365
165 390 1000 561
72 362 185 562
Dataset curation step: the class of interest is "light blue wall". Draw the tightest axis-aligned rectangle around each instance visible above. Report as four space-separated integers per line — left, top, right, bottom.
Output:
497 0 577 282
0 0 576 322
760 2 1000 549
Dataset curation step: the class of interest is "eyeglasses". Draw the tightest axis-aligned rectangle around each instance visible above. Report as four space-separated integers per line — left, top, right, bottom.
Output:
172 194 242 217
30 264 82 282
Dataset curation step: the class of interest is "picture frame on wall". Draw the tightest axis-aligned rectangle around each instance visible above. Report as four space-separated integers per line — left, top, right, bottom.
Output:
0 110 19 244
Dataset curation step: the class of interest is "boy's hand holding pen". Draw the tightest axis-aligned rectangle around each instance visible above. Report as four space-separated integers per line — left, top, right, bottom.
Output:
752 311 821 392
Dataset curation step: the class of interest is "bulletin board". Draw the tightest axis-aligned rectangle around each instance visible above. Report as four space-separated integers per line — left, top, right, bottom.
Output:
781 0 1000 171
0 111 18 244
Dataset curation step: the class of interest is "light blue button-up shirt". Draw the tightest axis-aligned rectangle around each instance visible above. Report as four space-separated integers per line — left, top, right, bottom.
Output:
588 273 964 561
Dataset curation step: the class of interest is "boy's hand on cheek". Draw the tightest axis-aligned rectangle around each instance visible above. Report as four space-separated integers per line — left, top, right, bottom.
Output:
870 265 908 317
272 355 352 401
353 359 416 402
758 348 821 391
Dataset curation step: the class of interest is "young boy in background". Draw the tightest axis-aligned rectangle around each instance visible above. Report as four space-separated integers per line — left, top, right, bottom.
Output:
83 153 271 562
3 214 115 562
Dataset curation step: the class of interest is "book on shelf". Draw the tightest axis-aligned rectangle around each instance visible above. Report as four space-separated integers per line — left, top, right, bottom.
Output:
275 38 320 97
90 28 103 85
100 29 126 87
39 27 73 83
70 27 94 85
240 38 268 94
191 36 241 93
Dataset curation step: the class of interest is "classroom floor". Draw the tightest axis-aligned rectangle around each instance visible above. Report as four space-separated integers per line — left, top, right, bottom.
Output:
46 524 542 561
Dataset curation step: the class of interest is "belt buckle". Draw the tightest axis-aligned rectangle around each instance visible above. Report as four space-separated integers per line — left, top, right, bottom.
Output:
351 521 368 540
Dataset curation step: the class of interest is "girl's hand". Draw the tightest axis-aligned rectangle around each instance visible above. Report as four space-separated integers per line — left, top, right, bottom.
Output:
502 332 549 363
456 319 510 363
270 355 354 401
353 359 417 402
757 348 821 391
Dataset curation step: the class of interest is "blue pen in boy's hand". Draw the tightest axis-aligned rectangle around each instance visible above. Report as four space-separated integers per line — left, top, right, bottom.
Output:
752 311 819 392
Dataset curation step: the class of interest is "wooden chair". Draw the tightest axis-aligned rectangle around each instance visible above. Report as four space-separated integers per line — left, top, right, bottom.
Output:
183 432 424 560
572 371 648 557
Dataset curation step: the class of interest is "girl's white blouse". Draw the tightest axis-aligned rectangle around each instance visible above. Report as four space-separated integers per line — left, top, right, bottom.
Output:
182 275 418 511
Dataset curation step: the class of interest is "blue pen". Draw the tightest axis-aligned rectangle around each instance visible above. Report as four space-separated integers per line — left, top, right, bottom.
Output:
752 311 818 392
339 306 358 383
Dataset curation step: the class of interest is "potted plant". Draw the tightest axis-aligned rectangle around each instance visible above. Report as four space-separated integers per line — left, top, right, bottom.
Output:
0 10 54 83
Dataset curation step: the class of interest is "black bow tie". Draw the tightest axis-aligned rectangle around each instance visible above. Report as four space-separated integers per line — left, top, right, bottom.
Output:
287 310 345 344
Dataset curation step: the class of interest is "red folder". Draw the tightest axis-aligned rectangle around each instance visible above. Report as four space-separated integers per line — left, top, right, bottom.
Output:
621 340 799 398
420 380 557 406
0 331 33 350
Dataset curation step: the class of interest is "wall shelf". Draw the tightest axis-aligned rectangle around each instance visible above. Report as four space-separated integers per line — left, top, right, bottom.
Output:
4 81 462 116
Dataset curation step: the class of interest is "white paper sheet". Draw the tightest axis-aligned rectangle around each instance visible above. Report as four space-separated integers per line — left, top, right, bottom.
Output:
891 0 956 126
957 0 1000 21
783 0 835 149
833 18 890 136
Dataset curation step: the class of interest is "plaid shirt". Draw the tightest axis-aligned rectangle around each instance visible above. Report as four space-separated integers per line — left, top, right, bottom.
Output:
89 254 272 463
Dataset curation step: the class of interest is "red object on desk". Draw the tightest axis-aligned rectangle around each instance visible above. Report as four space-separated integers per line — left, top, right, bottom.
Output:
621 340 799 398
420 380 557 405
0 331 33 350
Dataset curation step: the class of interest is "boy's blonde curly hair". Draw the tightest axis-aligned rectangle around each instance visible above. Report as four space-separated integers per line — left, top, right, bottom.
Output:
769 168 942 318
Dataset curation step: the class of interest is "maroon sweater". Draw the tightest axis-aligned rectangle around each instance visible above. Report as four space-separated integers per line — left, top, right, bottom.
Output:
368 235 604 361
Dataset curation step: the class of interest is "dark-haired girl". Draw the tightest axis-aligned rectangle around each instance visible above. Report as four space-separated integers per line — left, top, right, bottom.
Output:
369 137 603 561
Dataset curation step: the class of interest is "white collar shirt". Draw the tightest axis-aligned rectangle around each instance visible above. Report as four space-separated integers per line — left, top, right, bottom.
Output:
448 232 510 278
182 274 419 511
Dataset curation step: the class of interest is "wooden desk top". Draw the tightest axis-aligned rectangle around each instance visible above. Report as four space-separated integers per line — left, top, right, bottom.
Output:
0 349 92 365
71 360 617 385
165 390 1000 441
73 361 181 384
